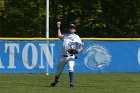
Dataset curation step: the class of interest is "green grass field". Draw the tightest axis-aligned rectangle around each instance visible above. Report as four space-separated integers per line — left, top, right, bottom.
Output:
0 73 140 93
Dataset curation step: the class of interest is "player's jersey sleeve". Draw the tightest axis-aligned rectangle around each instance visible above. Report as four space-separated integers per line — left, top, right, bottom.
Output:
58 35 65 41
76 35 83 46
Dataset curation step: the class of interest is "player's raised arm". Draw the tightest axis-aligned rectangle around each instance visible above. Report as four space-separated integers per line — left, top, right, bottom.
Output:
57 22 63 38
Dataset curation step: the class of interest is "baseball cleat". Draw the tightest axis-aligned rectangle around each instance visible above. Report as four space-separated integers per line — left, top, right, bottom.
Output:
50 79 60 87
70 84 74 87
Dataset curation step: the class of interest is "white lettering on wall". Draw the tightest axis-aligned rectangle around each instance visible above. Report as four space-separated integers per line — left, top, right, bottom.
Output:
0 58 4 68
0 42 55 70
138 48 140 65
22 43 38 69
5 43 19 68
39 43 55 69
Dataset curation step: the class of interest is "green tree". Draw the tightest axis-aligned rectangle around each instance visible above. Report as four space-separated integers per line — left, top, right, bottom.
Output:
0 0 46 37
0 0 140 38
50 0 140 38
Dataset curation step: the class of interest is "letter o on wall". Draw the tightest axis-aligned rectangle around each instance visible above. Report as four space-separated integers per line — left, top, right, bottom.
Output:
22 43 38 69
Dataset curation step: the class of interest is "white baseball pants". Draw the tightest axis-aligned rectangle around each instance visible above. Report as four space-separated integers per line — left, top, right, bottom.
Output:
56 55 75 77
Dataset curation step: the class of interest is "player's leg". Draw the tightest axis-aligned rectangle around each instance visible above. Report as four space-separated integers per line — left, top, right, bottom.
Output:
55 58 66 77
50 58 66 86
67 58 75 87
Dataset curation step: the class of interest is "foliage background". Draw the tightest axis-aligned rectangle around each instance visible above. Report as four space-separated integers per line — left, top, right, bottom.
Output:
0 0 140 38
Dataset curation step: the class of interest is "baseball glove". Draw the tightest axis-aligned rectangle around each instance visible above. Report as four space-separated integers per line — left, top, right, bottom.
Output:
67 49 79 54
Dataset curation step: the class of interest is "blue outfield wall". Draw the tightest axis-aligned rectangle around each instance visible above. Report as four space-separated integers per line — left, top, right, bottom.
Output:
0 40 140 73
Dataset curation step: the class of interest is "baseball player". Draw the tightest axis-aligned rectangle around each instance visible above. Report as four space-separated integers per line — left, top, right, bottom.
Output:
50 22 83 87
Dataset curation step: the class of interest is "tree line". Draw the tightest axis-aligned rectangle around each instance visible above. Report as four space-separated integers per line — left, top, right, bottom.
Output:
0 0 140 38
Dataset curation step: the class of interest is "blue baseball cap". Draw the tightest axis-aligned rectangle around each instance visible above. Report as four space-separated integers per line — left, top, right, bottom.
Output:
69 24 76 29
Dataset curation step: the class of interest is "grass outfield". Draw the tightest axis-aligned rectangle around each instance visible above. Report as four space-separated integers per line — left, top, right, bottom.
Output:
0 73 140 93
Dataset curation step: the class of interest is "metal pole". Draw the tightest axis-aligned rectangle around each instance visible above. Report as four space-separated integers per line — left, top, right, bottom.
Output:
46 0 49 38
46 0 49 75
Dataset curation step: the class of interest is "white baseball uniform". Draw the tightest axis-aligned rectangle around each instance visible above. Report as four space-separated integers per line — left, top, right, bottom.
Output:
56 33 83 77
